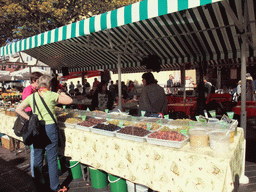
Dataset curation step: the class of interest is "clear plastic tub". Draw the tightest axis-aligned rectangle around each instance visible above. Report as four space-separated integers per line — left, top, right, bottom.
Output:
189 129 209 148
207 118 220 129
208 130 230 156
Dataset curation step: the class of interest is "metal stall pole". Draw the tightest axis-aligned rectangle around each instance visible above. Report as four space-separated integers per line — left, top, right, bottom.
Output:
240 34 247 135
117 54 122 111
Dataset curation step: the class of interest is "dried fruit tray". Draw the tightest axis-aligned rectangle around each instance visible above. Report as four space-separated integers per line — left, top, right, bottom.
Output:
91 128 116 137
75 124 91 132
64 122 75 128
90 123 120 137
146 135 189 148
115 132 148 142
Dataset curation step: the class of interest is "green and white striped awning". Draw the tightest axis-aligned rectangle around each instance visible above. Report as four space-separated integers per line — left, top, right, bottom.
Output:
1 0 256 73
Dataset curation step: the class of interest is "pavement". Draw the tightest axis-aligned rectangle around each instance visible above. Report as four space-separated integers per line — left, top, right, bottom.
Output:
0 145 112 192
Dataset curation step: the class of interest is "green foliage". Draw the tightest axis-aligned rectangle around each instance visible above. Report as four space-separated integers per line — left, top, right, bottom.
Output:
0 0 141 47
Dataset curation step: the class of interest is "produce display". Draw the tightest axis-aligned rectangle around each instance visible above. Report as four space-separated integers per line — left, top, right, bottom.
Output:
53 109 236 149
93 123 120 131
107 119 132 126
117 126 150 136
135 122 161 130
169 119 192 126
65 118 83 124
160 126 190 134
77 118 106 127
148 130 186 141
189 129 209 148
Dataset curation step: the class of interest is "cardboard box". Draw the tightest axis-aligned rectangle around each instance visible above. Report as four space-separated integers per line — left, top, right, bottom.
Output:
1 135 15 151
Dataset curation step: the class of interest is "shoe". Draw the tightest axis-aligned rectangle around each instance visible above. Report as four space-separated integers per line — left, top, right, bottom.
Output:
57 186 67 192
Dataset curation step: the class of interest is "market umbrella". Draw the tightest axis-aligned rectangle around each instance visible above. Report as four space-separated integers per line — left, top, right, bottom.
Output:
10 68 51 79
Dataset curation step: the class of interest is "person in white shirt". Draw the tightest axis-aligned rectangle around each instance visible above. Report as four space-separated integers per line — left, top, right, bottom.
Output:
76 81 82 93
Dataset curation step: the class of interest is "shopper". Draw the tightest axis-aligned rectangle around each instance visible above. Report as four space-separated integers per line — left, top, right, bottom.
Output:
167 74 174 94
203 76 213 97
91 81 114 111
22 72 43 180
138 72 167 117
76 81 82 93
16 75 73 192
69 81 75 96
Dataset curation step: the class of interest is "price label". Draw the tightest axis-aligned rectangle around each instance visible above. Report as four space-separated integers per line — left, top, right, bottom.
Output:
209 110 216 118
156 119 162 125
189 121 195 128
87 107 90 111
63 105 66 109
180 130 188 136
221 114 232 124
147 123 152 130
119 121 124 128
105 109 109 113
227 112 234 119
141 111 146 117
164 115 169 119
82 116 86 121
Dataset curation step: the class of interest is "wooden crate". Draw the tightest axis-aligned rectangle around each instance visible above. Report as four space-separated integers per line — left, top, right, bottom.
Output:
1 135 15 151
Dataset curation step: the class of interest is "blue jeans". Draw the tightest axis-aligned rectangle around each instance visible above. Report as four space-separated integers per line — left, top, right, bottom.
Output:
33 123 60 191
30 144 34 177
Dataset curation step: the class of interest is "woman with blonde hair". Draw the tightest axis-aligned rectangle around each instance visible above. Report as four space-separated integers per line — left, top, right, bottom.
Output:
16 75 73 192
22 71 43 181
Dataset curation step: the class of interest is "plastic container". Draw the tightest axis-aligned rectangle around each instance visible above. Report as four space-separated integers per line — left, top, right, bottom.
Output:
126 180 148 192
89 167 108 189
108 174 127 192
75 124 91 132
189 129 209 148
208 130 230 156
207 118 220 129
116 132 147 142
208 118 219 123
91 127 117 137
68 160 83 179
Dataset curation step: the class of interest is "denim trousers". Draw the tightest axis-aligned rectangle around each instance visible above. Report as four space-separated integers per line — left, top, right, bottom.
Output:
30 144 34 177
33 123 60 191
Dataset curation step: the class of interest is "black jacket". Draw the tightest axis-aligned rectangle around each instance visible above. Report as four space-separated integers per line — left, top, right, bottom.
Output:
91 90 114 111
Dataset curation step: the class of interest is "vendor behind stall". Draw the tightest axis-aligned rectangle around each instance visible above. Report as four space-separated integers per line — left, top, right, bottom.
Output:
138 72 167 117
91 81 114 111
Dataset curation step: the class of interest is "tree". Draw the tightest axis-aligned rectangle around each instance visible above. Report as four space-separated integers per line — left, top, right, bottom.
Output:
0 0 141 47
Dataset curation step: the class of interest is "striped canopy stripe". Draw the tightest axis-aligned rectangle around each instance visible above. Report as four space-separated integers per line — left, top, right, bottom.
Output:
1 0 256 73
1 0 222 56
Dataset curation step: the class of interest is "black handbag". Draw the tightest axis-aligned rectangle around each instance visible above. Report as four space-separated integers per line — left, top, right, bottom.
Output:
22 93 42 146
13 114 29 137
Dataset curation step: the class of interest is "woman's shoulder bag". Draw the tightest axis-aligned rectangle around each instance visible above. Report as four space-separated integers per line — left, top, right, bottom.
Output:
22 93 42 145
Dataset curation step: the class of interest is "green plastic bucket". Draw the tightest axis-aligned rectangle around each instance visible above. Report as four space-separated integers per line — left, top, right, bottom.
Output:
108 174 127 192
89 167 108 189
68 160 83 179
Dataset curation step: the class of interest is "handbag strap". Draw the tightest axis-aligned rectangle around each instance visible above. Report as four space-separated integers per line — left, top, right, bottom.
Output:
37 92 57 125
33 93 43 119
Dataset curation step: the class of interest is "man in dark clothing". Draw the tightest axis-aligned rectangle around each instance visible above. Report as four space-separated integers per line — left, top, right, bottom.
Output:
204 76 213 97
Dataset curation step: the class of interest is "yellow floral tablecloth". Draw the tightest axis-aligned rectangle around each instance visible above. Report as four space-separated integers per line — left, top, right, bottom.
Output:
0 113 244 192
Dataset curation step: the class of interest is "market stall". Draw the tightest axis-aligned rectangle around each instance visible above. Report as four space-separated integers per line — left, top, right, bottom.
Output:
1 0 255 188
0 109 245 191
